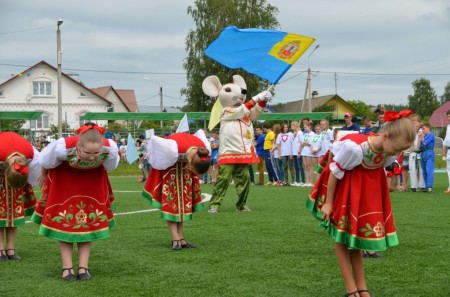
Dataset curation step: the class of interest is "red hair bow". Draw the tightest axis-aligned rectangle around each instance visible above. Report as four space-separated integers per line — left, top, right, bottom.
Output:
13 163 29 174
76 124 106 135
384 110 414 122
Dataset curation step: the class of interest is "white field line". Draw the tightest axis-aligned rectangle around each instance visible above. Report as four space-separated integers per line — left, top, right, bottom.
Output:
25 192 212 223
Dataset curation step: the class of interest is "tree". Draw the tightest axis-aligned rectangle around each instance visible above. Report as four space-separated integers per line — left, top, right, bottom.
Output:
183 0 279 112
440 81 450 103
407 78 439 118
346 100 376 120
0 120 26 132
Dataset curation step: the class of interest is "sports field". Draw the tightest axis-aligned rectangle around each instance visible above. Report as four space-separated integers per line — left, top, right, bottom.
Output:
3 172 450 297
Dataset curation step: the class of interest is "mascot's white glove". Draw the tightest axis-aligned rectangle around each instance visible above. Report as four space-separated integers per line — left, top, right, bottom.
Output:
252 91 272 103
262 90 272 102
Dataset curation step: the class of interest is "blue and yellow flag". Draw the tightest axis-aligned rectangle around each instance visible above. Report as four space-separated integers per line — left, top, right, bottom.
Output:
205 26 315 84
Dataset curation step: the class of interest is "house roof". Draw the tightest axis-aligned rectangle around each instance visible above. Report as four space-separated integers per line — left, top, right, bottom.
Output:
116 89 138 112
0 61 113 106
90 86 138 112
430 101 450 128
277 94 359 115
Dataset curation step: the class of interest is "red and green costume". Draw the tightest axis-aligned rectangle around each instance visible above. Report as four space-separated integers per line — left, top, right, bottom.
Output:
0 132 39 227
32 135 119 242
306 134 399 251
142 133 205 222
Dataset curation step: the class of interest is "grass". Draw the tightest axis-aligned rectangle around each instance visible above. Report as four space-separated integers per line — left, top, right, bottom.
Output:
3 172 450 297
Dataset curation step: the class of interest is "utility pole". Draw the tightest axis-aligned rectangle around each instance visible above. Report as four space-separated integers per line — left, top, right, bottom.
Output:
302 45 320 113
159 86 163 129
57 19 63 138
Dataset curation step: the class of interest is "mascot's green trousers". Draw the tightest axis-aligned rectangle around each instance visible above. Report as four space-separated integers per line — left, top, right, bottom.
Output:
209 164 250 212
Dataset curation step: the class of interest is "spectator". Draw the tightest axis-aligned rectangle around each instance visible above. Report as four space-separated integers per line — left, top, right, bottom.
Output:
137 135 150 173
301 117 311 134
271 124 283 186
208 130 219 184
419 123 435 192
319 119 334 156
408 114 425 192
299 121 316 186
276 123 294 186
442 110 450 194
291 121 305 186
361 116 373 135
254 127 266 185
263 124 278 185
372 109 385 133
341 113 360 131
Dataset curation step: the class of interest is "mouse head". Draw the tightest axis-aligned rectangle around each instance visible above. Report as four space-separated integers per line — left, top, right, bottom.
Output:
202 75 247 108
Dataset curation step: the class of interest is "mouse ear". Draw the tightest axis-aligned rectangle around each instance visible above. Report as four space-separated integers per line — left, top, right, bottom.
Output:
232 75 247 90
202 75 222 97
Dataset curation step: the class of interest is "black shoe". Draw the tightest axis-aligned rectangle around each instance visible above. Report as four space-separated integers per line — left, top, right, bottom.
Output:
6 249 21 260
180 238 196 248
78 267 91 280
358 289 372 296
171 240 182 251
421 188 428 192
362 251 369 259
61 268 77 281
367 252 383 258
411 188 417 192
0 250 8 261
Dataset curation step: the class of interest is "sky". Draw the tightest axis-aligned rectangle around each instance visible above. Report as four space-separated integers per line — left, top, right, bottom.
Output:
1 0 450 110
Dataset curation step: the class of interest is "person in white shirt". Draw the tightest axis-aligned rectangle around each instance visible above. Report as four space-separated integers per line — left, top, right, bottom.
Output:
442 110 450 193
320 119 334 157
291 121 305 186
299 121 316 186
276 123 294 185
271 124 283 186
408 114 425 192
310 124 324 164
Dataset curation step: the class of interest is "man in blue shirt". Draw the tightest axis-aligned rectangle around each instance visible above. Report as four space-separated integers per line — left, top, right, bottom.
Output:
341 112 360 132
254 126 266 185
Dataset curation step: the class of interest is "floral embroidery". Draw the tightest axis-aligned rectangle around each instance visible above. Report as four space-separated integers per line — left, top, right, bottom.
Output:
50 201 108 229
359 222 385 237
317 194 326 206
338 216 350 231
373 154 384 165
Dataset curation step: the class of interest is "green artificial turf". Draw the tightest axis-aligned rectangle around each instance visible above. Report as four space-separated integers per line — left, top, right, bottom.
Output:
2 173 450 296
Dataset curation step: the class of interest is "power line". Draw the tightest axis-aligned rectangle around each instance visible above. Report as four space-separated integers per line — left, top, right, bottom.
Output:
0 25 53 35
1 63 449 77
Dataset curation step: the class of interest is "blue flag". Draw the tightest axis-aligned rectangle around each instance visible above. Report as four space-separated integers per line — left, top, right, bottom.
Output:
205 26 315 84
126 133 138 164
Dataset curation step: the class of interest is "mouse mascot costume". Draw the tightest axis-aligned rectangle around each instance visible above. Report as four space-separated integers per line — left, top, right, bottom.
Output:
202 75 271 213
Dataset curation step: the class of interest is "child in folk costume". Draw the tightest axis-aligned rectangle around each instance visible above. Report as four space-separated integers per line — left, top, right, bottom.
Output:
142 130 211 250
32 123 119 281
305 110 416 297
0 132 40 261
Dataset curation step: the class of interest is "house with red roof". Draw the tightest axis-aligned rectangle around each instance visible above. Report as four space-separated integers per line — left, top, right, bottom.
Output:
429 101 450 128
0 61 137 131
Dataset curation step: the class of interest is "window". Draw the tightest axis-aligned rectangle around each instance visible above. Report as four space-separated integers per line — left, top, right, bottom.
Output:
32 81 52 96
31 114 50 129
